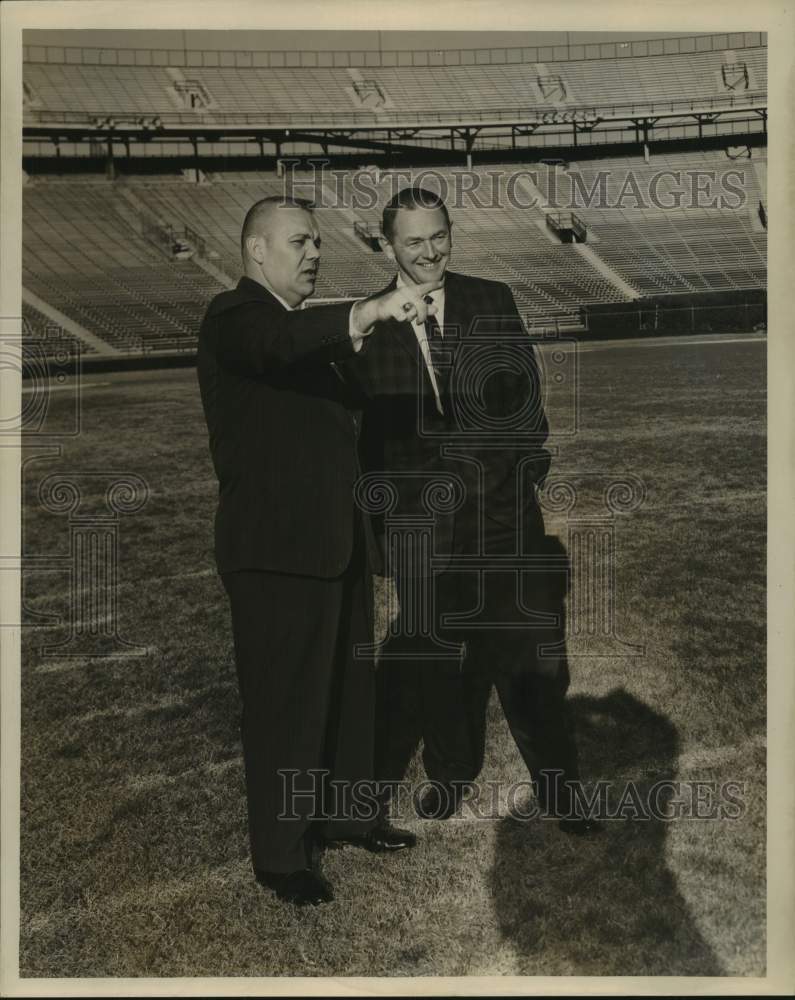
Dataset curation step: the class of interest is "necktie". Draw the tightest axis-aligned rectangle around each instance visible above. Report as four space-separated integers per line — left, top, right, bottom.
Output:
424 296 449 398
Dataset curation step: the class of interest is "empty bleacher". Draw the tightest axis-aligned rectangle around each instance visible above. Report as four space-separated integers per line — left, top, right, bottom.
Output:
21 302 97 356
24 64 176 117
558 47 766 110
23 44 766 124
543 151 768 294
124 169 628 327
20 33 768 354
23 179 226 352
22 148 767 354
125 175 395 298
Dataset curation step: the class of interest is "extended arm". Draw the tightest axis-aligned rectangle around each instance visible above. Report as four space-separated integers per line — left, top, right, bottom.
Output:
208 300 356 375
206 281 442 378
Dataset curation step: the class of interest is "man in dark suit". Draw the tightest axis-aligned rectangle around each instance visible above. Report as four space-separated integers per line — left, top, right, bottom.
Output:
197 195 442 905
354 187 599 834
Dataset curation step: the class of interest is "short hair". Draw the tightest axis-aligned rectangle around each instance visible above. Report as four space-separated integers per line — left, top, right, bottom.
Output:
240 195 315 258
381 187 450 243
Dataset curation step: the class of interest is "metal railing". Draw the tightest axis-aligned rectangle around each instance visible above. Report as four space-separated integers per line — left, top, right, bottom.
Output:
140 335 197 354
546 212 587 242
22 31 766 69
581 299 766 335
23 91 768 132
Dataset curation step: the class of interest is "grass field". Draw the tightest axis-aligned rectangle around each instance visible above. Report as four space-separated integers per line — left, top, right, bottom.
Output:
18 332 767 978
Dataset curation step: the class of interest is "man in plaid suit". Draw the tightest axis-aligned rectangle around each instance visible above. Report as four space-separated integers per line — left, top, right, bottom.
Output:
354 186 599 834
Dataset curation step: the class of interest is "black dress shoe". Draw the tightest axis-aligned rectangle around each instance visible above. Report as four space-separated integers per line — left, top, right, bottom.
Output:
334 823 417 853
255 868 334 905
415 781 467 820
558 816 604 836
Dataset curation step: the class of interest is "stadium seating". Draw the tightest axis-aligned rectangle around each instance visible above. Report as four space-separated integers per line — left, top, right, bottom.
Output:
556 47 766 110
23 45 766 123
123 176 395 298
122 170 627 326
21 147 767 353
24 64 177 117
322 158 766 315
21 301 97 355
23 179 226 351
545 151 768 294
21 21 768 358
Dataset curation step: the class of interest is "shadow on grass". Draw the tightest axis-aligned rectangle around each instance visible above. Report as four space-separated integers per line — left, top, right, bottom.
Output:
491 688 723 976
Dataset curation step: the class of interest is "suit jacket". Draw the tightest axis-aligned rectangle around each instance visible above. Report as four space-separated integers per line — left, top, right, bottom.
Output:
348 271 552 570
197 276 367 578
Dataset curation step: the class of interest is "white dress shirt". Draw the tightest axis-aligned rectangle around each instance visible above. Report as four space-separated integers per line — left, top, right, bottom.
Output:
396 273 446 414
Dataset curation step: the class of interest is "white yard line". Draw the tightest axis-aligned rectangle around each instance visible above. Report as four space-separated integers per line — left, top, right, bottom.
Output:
561 334 766 353
21 381 111 394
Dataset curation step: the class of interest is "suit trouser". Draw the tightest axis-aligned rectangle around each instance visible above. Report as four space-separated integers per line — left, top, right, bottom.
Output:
222 528 376 874
375 537 581 816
